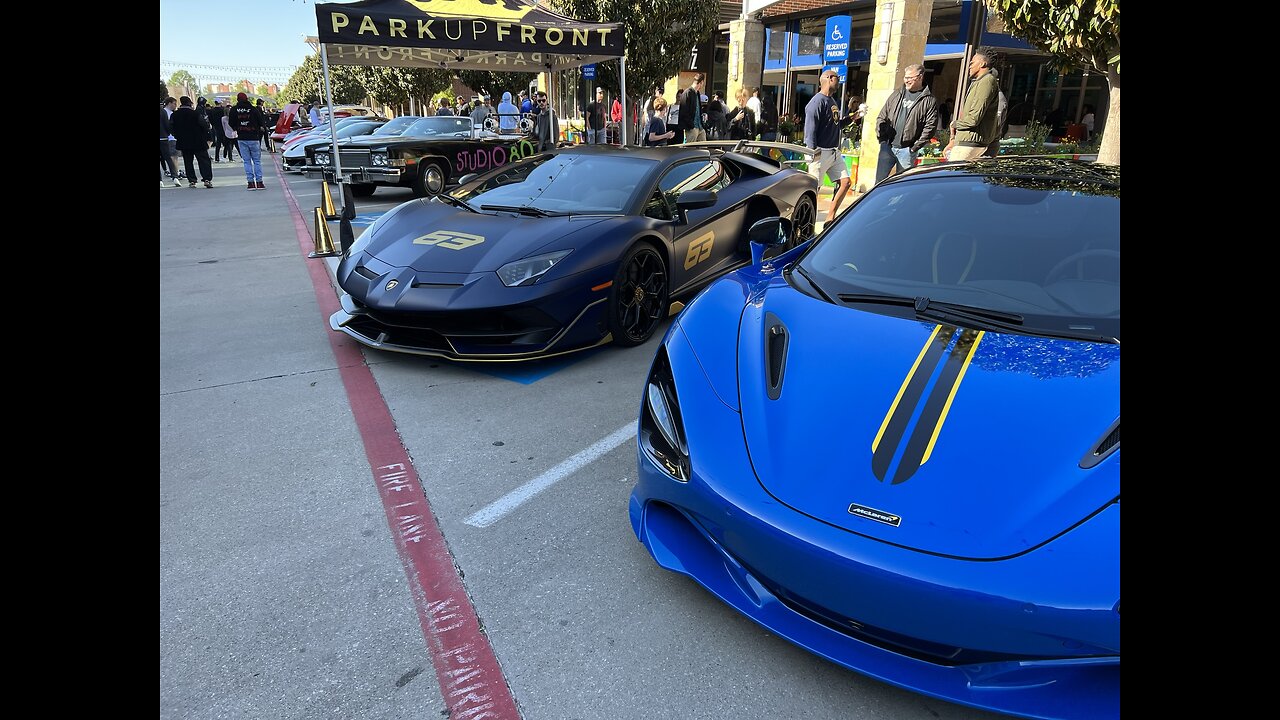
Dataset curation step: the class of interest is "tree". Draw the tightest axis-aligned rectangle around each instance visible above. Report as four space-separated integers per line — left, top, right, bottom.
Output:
356 66 453 110
986 0 1119 165
168 70 198 98
282 54 367 104
456 70 536 103
159 80 169 103
256 83 273 99
552 0 718 114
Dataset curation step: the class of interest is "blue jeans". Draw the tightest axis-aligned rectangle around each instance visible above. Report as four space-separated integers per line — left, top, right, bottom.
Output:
587 128 607 144
238 140 263 182
875 142 915 184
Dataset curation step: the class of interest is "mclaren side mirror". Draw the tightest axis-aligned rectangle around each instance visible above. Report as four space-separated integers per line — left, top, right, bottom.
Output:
747 217 792 267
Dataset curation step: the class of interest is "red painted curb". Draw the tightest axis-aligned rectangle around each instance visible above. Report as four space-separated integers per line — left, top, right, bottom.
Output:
277 158 521 720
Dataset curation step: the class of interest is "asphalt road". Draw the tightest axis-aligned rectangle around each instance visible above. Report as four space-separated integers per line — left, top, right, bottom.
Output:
160 153 1007 720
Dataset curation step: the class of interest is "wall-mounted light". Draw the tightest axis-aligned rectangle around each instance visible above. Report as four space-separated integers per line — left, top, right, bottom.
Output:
876 2 894 64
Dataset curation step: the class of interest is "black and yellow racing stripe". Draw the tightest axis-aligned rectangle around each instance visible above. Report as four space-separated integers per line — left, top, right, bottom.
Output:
872 326 984 484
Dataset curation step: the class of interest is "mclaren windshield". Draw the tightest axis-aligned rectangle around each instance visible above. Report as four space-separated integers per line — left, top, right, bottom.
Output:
797 166 1120 342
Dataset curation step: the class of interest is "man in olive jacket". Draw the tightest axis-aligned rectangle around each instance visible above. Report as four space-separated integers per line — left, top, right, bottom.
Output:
874 64 938 183
946 49 999 161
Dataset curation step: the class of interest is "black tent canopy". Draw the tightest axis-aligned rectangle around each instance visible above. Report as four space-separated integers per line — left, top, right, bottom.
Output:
315 0 625 72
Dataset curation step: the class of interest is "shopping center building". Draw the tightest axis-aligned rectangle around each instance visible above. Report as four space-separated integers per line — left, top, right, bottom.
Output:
678 0 1108 179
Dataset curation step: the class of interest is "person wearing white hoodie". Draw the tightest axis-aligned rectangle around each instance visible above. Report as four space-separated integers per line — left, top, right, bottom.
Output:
497 91 519 132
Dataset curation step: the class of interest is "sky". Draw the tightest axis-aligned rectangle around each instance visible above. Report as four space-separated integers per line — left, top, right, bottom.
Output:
160 0 332 86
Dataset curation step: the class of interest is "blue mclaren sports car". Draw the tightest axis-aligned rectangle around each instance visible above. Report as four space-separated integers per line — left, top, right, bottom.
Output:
330 145 816 360
631 158 1119 720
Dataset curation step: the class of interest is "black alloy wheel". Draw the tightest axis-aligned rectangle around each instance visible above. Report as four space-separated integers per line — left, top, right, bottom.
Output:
789 194 816 248
608 245 669 347
412 160 446 198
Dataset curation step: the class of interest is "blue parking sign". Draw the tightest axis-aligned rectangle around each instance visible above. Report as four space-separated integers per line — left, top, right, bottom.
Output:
823 64 847 81
582 64 596 79
824 16 851 63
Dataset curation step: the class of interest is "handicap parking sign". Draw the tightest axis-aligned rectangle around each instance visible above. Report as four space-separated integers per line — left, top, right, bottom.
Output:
824 16 851 63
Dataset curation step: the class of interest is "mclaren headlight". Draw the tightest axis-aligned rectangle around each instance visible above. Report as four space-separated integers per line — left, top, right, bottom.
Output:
315 152 331 166
640 347 690 481
371 152 389 166
496 250 571 287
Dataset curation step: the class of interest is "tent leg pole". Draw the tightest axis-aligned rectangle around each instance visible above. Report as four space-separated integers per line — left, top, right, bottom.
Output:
620 56 628 146
320 45 343 190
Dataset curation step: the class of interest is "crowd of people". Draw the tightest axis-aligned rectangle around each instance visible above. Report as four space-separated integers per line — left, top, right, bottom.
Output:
161 92 281 190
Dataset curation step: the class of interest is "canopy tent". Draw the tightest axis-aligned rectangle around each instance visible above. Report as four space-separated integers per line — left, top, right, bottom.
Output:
310 0 629 246
315 0 625 72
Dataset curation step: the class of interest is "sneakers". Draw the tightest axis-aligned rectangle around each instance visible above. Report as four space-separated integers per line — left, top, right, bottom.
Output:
172 178 182 187
189 182 198 188
247 181 256 191
204 180 214 189
255 181 265 190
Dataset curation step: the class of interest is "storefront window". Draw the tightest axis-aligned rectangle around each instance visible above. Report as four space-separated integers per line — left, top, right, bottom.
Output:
796 17 824 58
928 1 964 42
766 24 787 65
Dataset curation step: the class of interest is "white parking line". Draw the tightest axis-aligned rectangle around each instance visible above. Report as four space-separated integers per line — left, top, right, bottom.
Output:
464 423 635 528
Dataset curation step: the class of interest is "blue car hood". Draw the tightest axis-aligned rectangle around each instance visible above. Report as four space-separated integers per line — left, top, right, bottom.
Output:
736 283 1120 560
367 201 609 273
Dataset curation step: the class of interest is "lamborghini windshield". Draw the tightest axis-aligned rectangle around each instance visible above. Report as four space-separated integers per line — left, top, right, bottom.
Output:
454 154 657 214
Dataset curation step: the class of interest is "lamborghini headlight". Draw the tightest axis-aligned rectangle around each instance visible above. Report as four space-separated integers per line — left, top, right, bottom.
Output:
496 250 571 287
315 152 331 166
640 347 690 481
346 211 390 257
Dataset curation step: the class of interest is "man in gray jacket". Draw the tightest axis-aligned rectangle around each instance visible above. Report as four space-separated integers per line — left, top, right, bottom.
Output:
945 49 1000 161
874 64 938 183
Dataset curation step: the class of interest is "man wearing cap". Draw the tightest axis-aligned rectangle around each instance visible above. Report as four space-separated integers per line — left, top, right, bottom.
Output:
804 69 853 218
228 92 267 190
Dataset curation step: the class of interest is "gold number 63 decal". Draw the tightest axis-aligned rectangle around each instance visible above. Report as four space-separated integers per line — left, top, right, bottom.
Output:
413 230 486 250
683 231 715 270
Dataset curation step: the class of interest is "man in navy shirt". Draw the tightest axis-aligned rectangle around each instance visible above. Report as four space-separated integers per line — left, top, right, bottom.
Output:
804 69 852 218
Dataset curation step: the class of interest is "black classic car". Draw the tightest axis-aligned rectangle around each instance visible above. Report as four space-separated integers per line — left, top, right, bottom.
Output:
304 115 538 198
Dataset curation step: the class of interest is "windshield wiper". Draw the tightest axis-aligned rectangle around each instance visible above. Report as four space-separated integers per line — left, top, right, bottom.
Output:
432 193 479 213
837 293 1023 324
790 266 835 303
837 293 1115 343
480 203 560 217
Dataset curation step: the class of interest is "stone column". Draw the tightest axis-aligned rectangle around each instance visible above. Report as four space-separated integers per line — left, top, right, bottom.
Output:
727 17 764 110
860 0 932 192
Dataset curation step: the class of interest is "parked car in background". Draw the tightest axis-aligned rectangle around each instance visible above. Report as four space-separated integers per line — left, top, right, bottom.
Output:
306 115 537 198
629 157 1120 720
281 119 388 171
